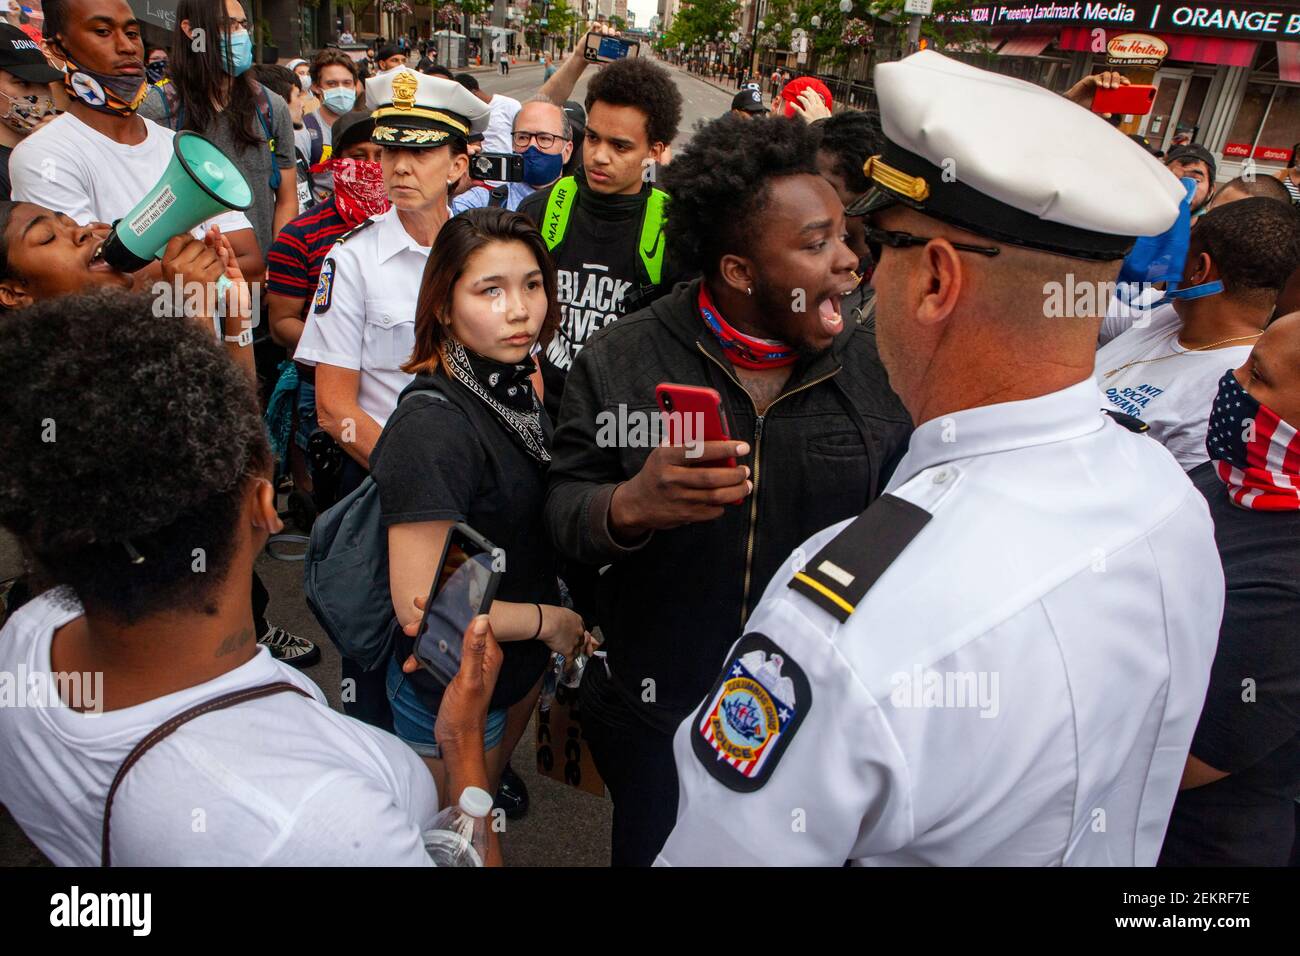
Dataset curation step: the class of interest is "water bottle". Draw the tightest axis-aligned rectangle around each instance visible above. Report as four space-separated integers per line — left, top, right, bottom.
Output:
421 786 492 866
539 652 564 712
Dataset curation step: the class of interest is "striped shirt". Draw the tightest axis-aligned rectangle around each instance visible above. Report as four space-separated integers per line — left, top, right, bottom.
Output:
266 200 350 311
1283 174 1300 206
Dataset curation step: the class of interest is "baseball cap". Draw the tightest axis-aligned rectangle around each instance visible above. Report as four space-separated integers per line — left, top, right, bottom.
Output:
1165 143 1217 183
332 110 377 153
377 44 402 62
0 23 62 84
731 87 766 114
779 76 832 117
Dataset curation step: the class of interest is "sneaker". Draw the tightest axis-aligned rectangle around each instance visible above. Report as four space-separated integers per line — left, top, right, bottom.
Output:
258 624 320 669
494 763 529 820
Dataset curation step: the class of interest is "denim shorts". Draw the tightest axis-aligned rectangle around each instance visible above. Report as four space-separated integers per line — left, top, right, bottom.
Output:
385 654 507 758
294 378 317 452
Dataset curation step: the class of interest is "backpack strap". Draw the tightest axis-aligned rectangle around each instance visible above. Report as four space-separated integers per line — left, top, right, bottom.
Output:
252 81 282 191
540 175 578 252
101 681 314 866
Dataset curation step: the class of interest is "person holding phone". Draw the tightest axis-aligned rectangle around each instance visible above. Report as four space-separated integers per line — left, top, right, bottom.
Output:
545 114 911 865
373 207 589 802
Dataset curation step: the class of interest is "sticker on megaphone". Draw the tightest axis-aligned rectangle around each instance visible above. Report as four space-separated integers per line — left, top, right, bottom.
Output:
98 131 253 294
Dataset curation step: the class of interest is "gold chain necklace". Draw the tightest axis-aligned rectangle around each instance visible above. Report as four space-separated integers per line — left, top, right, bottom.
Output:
1103 333 1263 380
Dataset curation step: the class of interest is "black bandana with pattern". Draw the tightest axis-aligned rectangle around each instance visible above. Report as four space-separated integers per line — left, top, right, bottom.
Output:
441 340 550 464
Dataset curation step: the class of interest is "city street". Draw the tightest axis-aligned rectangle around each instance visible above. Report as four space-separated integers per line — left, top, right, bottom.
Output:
0 55 734 869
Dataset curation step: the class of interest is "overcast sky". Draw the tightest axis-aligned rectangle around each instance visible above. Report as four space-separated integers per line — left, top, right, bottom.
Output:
627 0 657 25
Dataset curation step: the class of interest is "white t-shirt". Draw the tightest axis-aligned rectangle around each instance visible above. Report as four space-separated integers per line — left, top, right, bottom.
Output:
0 591 438 866
1093 303 1251 470
483 93 521 156
9 112 252 239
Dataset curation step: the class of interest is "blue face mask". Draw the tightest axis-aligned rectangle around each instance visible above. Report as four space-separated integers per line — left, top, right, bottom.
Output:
521 145 564 187
221 30 254 77
322 87 356 115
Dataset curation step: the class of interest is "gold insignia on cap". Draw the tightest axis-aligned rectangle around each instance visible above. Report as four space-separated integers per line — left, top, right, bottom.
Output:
372 106 469 135
373 125 399 142
400 128 449 145
864 155 930 203
391 70 418 111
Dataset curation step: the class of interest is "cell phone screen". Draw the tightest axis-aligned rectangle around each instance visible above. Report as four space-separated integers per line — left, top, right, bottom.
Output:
413 527 501 687
597 37 628 60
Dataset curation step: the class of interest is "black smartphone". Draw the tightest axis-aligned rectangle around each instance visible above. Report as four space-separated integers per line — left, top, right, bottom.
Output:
470 151 525 182
412 523 504 687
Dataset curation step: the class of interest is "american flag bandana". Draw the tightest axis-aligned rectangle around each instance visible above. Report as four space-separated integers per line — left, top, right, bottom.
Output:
1207 370 1300 512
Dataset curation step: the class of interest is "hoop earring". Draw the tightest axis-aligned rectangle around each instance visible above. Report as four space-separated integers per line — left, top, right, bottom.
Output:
746 287 752 296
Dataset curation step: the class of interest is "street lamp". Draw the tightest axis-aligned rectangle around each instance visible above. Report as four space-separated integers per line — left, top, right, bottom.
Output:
839 0 852 11
810 14 821 28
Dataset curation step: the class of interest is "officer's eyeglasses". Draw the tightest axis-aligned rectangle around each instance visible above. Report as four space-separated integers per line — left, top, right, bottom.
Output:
862 224 1001 264
512 130 569 150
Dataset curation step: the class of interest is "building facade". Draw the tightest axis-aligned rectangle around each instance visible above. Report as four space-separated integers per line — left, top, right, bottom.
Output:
947 1 1300 180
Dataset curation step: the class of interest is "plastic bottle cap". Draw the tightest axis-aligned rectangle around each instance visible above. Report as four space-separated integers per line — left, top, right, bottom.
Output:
458 786 493 818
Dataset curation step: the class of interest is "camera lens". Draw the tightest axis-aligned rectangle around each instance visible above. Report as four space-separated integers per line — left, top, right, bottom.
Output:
662 394 673 411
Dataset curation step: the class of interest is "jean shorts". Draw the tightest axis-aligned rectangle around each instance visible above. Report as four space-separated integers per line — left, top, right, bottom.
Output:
385 654 507 758
294 378 317 452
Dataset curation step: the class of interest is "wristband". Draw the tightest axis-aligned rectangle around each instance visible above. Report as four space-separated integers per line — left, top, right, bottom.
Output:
529 603 543 641
224 328 254 347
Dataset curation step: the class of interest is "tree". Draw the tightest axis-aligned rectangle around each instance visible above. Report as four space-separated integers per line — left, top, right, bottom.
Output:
662 0 740 50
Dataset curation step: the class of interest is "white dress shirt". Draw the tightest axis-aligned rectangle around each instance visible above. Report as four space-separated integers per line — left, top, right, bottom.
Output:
295 206 433 427
658 379 1224 866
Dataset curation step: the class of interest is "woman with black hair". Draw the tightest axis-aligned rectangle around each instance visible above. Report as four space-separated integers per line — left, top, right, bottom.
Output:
139 0 297 252
0 290 502 865
375 207 590 800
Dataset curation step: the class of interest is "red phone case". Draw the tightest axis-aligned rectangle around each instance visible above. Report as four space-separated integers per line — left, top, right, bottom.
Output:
1091 84 1156 116
655 383 737 468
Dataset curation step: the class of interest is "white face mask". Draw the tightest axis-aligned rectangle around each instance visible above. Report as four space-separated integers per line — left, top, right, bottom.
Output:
0 88 55 134
298 74 311 92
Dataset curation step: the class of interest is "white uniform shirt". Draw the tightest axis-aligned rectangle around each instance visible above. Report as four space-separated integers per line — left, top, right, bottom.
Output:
1094 303 1252 471
0 591 438 866
295 205 432 427
9 112 252 238
658 380 1223 866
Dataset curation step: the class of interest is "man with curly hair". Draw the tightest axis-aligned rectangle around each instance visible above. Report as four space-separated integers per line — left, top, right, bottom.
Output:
519 55 690 420
545 113 911 865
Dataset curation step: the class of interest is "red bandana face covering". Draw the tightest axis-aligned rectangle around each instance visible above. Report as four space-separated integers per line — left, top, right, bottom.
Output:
698 285 797 370
323 158 390 227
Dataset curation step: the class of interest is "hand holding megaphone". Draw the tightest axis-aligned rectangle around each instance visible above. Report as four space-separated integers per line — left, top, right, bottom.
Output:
98 131 253 296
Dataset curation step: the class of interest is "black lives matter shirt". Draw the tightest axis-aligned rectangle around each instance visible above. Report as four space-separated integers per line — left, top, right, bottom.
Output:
1158 461 1300 866
520 176 684 421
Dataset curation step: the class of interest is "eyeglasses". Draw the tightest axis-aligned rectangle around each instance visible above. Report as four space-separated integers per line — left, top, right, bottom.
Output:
863 224 1001 263
512 130 569 150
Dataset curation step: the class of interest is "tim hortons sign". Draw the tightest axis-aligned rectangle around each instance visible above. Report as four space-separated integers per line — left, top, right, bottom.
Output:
1107 32 1169 65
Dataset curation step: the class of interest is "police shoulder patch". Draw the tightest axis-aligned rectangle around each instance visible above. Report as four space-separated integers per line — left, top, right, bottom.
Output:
691 632 811 793
313 257 336 314
334 217 377 245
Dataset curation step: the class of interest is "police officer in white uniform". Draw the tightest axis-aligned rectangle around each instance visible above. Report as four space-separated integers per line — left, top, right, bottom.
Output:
296 68 490 482
657 51 1225 867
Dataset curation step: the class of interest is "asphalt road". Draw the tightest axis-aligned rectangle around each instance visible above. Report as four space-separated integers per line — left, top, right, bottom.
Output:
0 56 730 869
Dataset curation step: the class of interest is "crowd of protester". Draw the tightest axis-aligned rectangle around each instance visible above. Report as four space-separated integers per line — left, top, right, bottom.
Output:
0 0 1296 869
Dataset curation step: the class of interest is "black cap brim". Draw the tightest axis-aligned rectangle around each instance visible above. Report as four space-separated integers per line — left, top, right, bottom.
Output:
843 185 898 219
6 61 64 84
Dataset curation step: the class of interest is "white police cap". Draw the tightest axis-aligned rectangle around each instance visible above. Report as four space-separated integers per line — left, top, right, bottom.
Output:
848 51 1185 260
366 68 491 147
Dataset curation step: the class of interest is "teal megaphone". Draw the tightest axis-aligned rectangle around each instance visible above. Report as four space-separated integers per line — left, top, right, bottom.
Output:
99 131 253 288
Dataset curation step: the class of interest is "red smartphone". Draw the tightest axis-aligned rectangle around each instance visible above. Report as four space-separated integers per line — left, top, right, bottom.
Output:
1091 84 1156 116
655 383 736 468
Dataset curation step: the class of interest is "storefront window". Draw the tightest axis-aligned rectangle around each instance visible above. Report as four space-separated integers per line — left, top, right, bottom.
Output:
1255 86 1300 163
1176 75 1212 141
1224 82 1273 158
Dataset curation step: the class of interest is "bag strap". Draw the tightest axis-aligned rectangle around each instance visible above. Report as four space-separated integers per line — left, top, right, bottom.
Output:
252 81 282 191
541 175 578 252
101 680 313 867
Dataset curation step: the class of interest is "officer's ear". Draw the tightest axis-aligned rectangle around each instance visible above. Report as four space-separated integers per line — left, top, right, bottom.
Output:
914 238 964 330
0 278 33 312
718 253 754 298
447 147 469 190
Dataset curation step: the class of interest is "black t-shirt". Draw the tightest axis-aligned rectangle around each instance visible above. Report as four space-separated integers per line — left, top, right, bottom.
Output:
1159 461 1300 866
519 175 687 420
371 371 557 711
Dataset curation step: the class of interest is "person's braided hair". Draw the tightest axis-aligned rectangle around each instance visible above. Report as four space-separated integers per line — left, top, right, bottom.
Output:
0 291 270 622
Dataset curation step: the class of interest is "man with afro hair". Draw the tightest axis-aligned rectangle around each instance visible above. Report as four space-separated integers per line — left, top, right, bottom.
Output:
545 113 910 865
519 53 690 420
